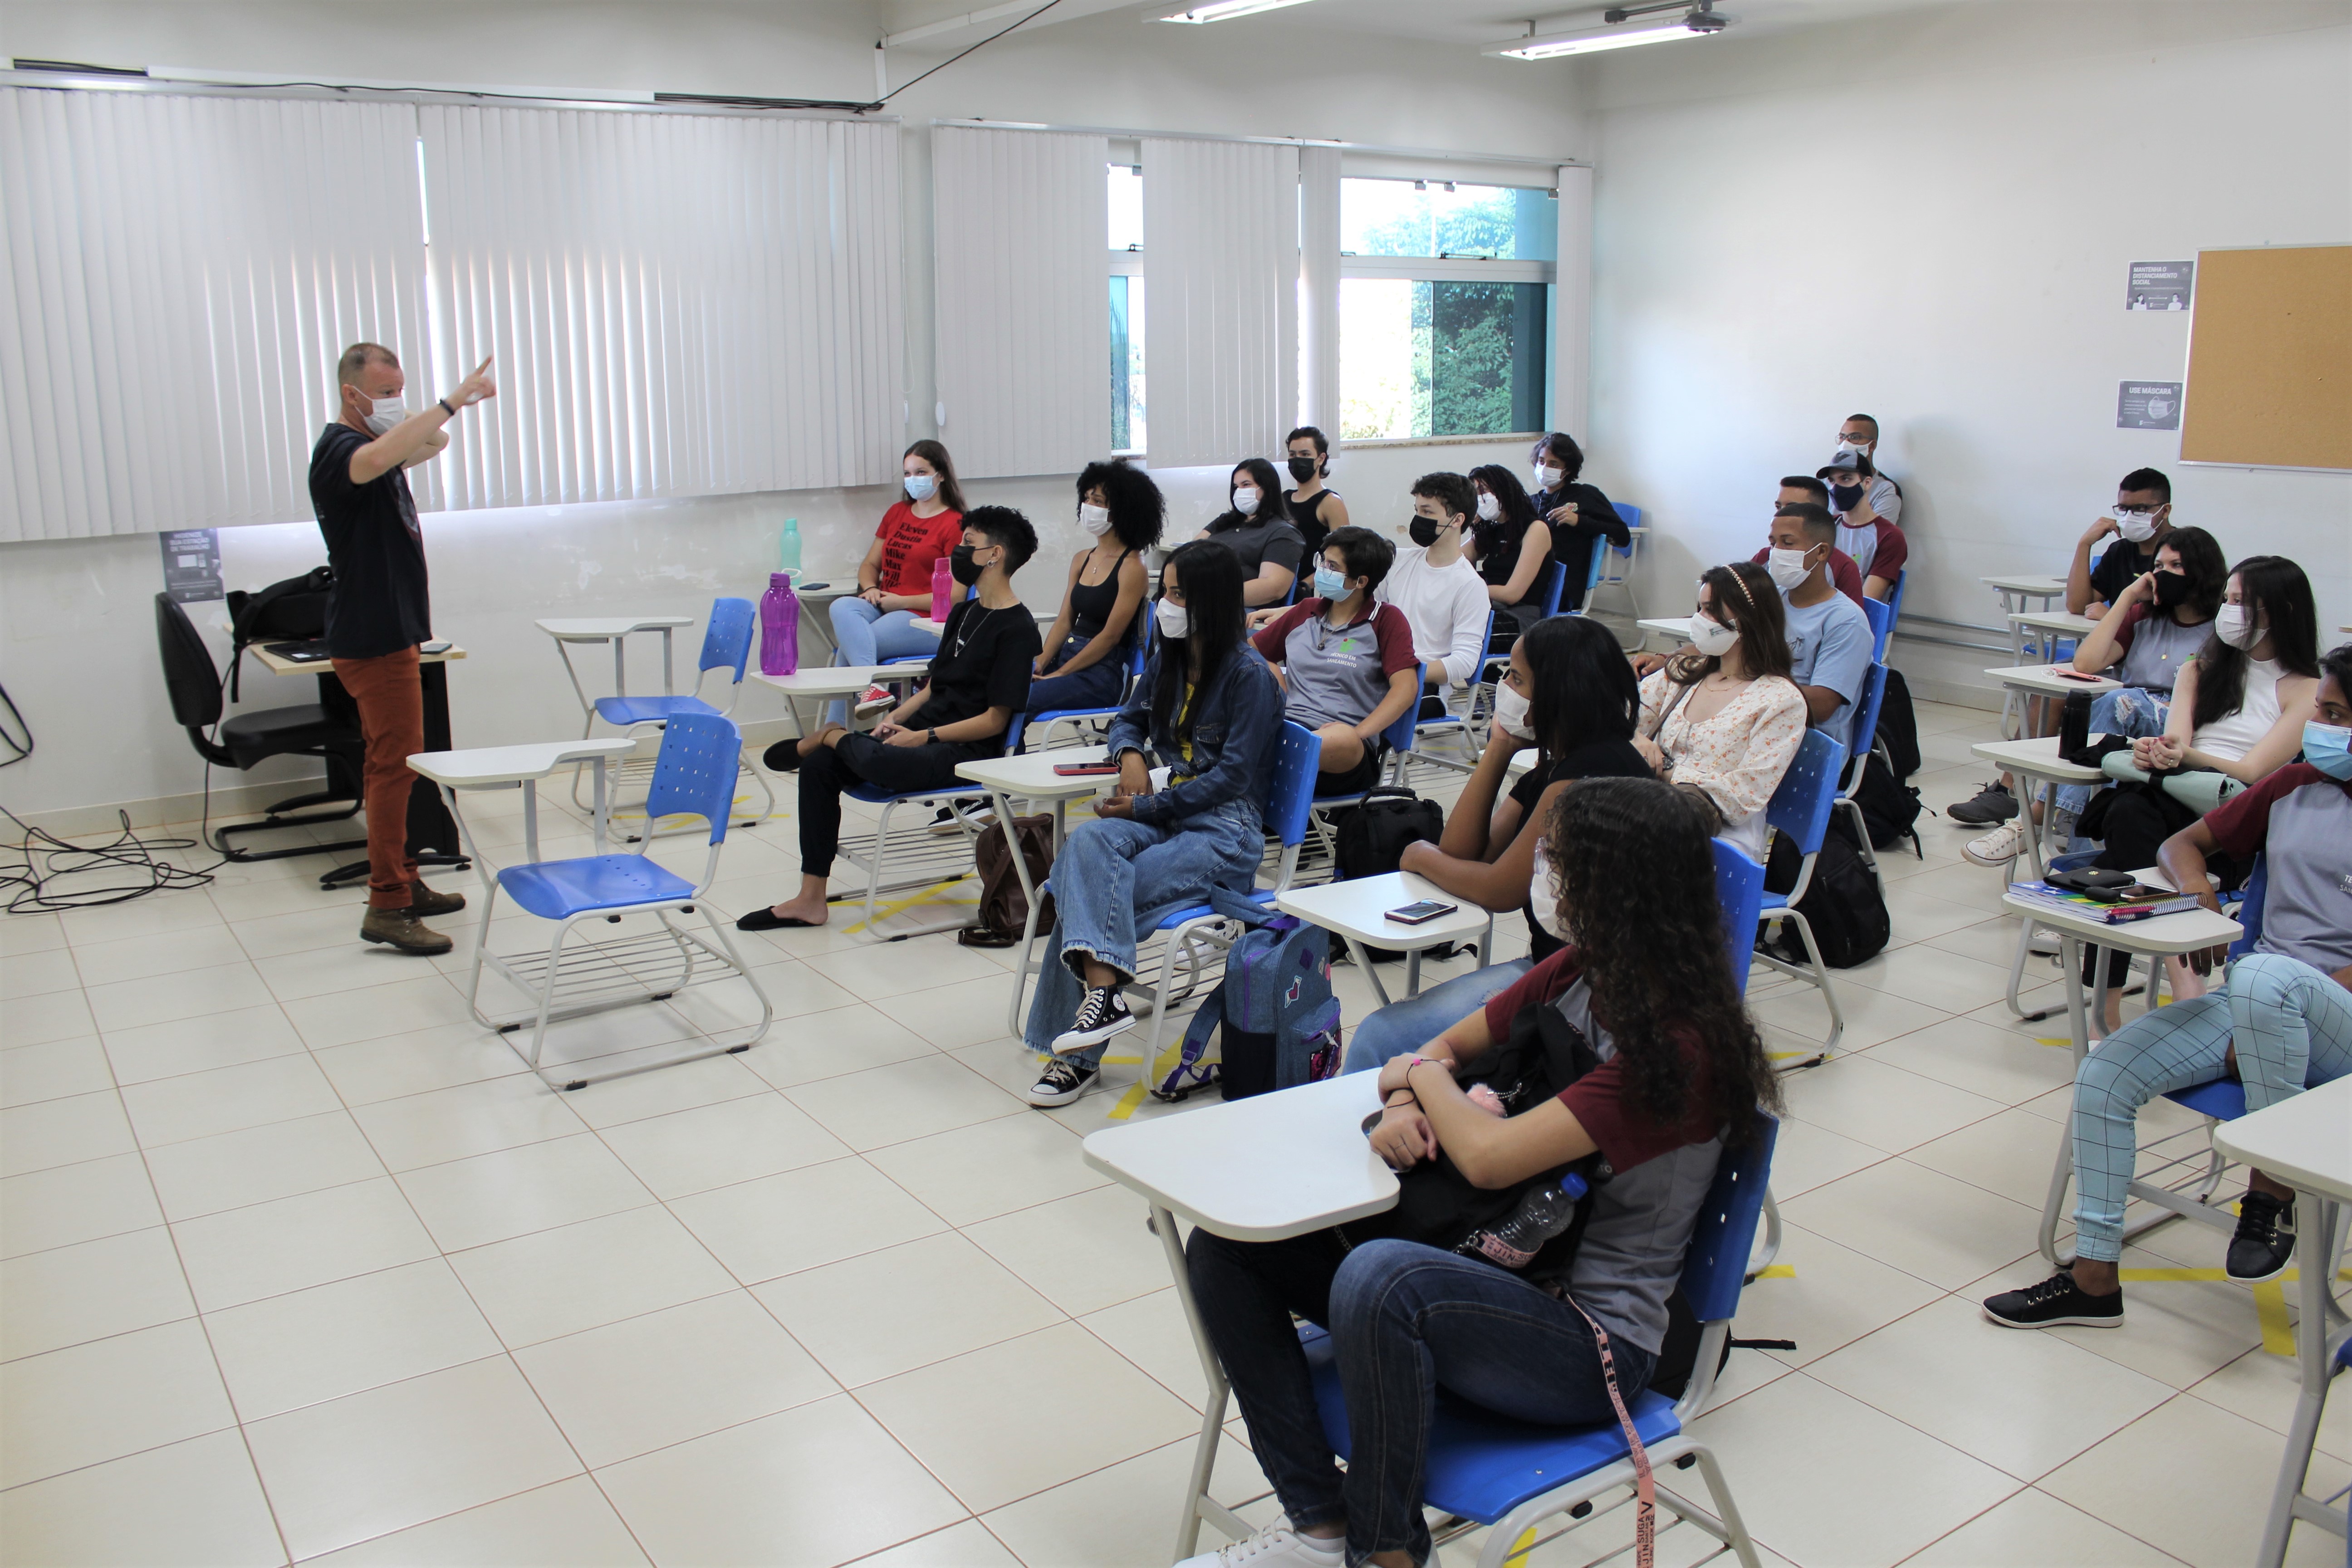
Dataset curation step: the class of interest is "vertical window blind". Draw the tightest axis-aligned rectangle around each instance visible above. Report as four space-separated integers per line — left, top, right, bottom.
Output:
420 107 905 510
1141 137 1299 471
1296 145 1343 439
0 89 427 542
931 125 1109 480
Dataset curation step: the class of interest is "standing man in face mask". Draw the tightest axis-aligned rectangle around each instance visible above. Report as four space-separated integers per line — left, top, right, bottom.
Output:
2067 468 2176 617
1283 426 1351 564
311 342 495 955
1817 452 1909 601
1764 504 1874 754
1836 414 1903 524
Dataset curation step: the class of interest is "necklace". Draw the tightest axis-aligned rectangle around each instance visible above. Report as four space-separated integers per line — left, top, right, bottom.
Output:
951 603 998 659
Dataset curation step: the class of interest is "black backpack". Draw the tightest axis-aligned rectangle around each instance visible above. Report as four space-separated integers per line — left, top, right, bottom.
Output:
224 566 333 701
1851 751 1924 859
1874 667 1921 780
1763 816 1891 969
1328 786 1446 960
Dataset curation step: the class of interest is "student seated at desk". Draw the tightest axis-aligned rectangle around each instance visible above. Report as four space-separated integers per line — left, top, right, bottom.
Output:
1176 778 1783 1568
1816 450 1908 600
1764 503 1874 757
1462 464 1553 653
1023 542 1283 1107
1342 616 1651 1073
740 508 1041 931
1836 412 1904 524
1983 644 2352 1331
1251 527 1422 796
1742 478 1867 612
829 440 968 724
1988 559 2323 1031
1027 460 1161 717
1201 458 1308 609
1284 426 1350 564
1632 562 1808 865
2067 466 2178 618
1374 472 1490 715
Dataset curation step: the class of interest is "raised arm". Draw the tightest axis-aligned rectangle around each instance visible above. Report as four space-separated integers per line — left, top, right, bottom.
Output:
2073 578 2151 673
2067 516 2120 617
349 356 493 485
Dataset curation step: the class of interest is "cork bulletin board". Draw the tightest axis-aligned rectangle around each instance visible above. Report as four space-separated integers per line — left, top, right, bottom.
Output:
2179 244 2352 471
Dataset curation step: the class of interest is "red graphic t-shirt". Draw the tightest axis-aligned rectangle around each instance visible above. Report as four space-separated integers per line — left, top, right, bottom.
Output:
875 502 965 596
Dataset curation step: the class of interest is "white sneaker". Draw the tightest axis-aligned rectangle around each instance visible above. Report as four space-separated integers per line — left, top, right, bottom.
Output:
1176 1526 1345 1568
853 683 896 717
2029 926 2063 956
1963 820 2024 868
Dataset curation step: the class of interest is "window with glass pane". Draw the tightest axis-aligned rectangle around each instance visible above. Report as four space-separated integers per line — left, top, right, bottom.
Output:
1339 179 1556 261
1109 164 1146 451
1340 280 1546 441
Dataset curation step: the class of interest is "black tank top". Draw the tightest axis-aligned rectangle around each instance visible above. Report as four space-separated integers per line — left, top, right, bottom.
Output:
1069 547 1134 644
1287 488 1339 562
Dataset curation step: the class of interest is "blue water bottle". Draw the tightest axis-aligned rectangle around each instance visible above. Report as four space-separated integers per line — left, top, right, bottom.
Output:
779 516 802 579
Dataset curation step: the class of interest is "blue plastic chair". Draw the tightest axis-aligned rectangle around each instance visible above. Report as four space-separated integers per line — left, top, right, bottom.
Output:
1411 607 1496 778
1832 662 1892 877
1294 1115 1777 1568
1309 665 1427 848
1712 838 1766 997
469 712 773 1091
1019 618 1153 755
582 598 771 833
1860 595 1892 662
1007 722 1320 1078
1749 729 1849 1059
827 704 1029 941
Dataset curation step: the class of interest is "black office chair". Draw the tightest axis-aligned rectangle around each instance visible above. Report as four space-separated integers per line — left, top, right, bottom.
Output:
153 592 370 865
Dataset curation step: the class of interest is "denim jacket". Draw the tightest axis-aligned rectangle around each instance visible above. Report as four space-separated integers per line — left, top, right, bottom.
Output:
1105 644 1284 828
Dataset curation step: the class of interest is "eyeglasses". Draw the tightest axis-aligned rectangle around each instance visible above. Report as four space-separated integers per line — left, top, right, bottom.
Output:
2114 504 2163 518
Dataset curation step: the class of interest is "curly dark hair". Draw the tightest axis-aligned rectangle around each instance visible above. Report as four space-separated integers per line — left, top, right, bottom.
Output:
1542 777 1784 1143
1077 460 1166 554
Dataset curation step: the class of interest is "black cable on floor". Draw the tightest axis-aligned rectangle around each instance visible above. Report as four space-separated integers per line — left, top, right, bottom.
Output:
0 804 219 912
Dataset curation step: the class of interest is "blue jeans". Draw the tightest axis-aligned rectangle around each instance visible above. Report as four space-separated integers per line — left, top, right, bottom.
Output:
1022 801 1264 1063
2052 686 2168 847
1186 1230 1650 1568
826 597 940 724
1025 640 1129 722
1340 959 1532 1075
2070 952 2352 1262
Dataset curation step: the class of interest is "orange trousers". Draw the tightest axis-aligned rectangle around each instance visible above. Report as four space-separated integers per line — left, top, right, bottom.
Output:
329 646 423 909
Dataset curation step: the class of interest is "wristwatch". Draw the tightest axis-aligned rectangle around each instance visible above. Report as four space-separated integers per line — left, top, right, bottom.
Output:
926 728 937 745
437 397 457 418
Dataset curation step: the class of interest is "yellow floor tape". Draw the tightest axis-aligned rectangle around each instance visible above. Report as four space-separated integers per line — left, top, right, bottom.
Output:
838 878 977 936
1751 1264 1797 1280
2114 1266 2352 1356
1110 1031 1193 1120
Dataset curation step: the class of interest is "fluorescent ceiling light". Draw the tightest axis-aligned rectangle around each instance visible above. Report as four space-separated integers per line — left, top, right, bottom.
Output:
1159 0 1314 23
1485 10 1729 59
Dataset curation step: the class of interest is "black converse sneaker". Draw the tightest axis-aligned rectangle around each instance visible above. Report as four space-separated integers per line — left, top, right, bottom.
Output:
1983 1269 2124 1329
1026 1055 1099 1107
1947 781 2019 825
2226 1191 2297 1282
1051 986 1135 1054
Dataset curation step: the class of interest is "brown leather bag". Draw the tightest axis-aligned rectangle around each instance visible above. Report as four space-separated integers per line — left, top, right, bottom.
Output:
960 813 1057 948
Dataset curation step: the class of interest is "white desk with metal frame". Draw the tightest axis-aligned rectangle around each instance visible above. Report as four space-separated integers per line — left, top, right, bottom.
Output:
1274 871 1495 1009
534 617 697 730
1082 1074 1398 1563
2213 1076 2352 1568
953 746 1116 1033
1984 663 2118 742
749 660 932 739
2008 609 2099 664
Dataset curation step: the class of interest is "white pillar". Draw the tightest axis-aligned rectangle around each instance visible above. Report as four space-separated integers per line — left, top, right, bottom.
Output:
1298 145 1343 437
1553 164 1593 439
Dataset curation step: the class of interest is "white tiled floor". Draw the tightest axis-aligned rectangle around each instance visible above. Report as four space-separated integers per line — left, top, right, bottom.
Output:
3 698 2347 1566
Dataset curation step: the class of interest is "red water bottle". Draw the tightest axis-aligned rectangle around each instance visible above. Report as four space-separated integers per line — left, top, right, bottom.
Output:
931 555 952 623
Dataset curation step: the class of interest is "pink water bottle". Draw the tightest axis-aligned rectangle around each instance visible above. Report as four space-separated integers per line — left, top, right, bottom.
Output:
759 573 800 677
930 555 952 623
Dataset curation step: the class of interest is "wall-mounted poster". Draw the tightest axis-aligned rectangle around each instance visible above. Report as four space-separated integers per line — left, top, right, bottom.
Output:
2118 382 2184 431
2127 260 2194 311
159 528 223 603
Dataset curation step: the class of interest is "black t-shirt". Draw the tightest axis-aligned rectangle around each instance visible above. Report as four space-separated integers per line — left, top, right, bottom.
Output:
920 598 1043 756
1538 481 1628 612
2088 537 2163 608
1510 736 1653 959
309 424 431 659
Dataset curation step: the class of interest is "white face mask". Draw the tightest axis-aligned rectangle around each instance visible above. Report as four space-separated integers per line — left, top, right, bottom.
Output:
1475 492 1501 522
2215 603 2262 650
1078 502 1112 537
1492 679 1531 739
904 473 937 502
1528 837 1568 942
1231 486 1260 516
1155 598 1190 641
2115 507 2162 543
361 394 407 436
1533 464 1563 492
1766 547 1813 592
1690 612 1740 658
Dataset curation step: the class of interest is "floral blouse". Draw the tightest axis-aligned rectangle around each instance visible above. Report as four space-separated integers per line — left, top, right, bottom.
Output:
1636 670 1808 860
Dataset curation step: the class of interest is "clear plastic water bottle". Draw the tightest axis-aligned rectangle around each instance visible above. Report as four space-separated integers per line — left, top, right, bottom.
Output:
1457 1171 1590 1270
778 516 802 579
930 554 952 623
759 572 800 678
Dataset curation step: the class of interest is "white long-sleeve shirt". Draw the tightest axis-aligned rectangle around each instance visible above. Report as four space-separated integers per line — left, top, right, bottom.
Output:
1378 545 1491 687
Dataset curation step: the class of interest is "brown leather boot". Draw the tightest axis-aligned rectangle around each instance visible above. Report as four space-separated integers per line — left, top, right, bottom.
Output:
407 880 467 917
360 906 454 956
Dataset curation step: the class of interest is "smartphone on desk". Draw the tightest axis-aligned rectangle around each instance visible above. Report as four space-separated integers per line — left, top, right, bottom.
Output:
1052 761 1119 776
420 639 452 655
1385 899 1459 926
2051 668 2103 683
